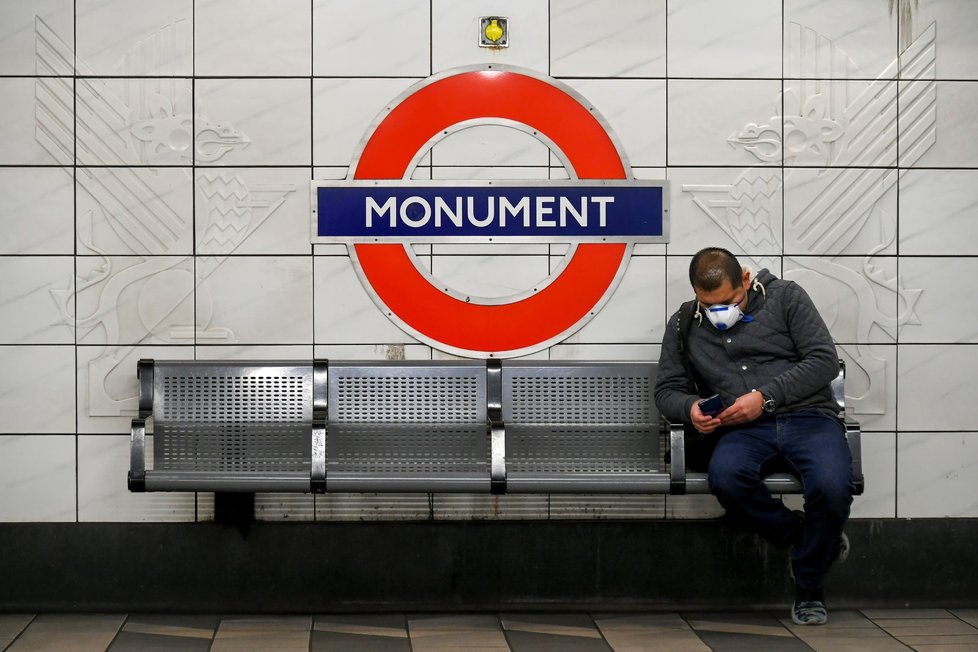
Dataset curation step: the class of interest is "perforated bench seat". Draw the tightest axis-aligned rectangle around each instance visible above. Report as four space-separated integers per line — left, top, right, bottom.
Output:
128 360 318 492
502 362 668 493
324 360 491 493
129 358 862 497
129 358 673 495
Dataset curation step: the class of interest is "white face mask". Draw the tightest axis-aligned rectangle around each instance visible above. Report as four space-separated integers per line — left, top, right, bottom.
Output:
704 303 753 330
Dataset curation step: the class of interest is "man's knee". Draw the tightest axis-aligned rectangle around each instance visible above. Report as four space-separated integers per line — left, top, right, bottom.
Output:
708 453 758 500
804 473 853 515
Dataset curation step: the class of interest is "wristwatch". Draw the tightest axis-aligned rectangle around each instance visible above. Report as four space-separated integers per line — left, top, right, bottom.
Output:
753 389 777 413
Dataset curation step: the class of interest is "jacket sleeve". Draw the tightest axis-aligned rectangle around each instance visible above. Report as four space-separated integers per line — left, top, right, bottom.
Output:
754 281 839 407
654 309 700 423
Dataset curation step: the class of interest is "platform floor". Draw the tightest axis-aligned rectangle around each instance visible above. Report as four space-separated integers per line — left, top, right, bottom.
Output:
3 609 978 651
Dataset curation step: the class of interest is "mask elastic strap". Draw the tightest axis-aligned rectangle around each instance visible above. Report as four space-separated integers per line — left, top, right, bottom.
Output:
750 274 766 298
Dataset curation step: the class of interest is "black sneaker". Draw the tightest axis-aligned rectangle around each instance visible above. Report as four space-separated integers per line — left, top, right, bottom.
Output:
792 599 828 625
792 586 827 626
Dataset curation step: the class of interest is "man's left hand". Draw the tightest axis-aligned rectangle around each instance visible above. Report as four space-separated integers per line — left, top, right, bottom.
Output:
715 391 765 426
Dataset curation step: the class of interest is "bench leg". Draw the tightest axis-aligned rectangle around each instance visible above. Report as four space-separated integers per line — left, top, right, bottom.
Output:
214 493 255 527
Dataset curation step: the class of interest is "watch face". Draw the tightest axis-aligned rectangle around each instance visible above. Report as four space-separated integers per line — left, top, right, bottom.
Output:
763 398 776 412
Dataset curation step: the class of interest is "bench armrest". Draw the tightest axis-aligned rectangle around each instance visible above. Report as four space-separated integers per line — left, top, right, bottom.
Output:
845 416 864 495
666 418 687 495
666 415 864 496
129 418 146 492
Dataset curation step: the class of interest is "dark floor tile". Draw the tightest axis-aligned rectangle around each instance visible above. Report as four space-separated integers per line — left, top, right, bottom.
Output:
504 630 613 652
696 631 814 652
122 615 220 631
314 614 408 630
311 629 412 652
312 615 410 652
108 631 213 652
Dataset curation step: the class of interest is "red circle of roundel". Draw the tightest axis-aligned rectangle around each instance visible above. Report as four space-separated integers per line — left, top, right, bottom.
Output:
352 68 628 356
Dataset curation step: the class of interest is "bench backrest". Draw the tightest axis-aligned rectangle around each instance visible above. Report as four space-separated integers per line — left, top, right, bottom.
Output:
149 361 313 474
326 360 489 477
501 362 660 474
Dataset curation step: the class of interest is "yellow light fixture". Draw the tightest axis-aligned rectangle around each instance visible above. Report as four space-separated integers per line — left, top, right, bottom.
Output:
479 16 509 48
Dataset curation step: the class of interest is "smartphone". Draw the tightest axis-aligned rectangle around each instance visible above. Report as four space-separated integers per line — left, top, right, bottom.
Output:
697 393 724 417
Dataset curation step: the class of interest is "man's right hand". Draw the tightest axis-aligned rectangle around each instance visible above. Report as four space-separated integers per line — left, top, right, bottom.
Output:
690 401 722 434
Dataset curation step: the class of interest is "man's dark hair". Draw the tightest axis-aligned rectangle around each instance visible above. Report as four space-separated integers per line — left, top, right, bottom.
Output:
689 247 743 292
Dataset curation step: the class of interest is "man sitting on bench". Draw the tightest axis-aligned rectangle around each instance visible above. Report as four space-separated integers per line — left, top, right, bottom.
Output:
654 247 854 626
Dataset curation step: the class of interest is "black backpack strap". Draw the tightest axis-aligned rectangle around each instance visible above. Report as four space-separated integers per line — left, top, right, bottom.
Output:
676 299 699 393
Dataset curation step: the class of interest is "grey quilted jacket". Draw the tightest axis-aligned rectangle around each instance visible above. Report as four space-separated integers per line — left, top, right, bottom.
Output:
654 268 839 423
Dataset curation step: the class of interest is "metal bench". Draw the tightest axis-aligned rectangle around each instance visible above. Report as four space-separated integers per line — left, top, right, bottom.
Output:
666 360 865 495
128 358 666 495
128 357 862 499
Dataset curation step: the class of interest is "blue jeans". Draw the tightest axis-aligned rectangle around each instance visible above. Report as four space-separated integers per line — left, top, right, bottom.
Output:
707 409 854 591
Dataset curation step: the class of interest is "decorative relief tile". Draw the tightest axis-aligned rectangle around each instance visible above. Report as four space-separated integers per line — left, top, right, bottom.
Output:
431 0 549 74
0 167 74 255
195 256 314 345
76 77 193 167
77 167 193 256
195 168 308 256
0 345 75 434
781 79 898 169
75 256 195 346
783 167 897 257
837 344 896 432
195 78 311 166
898 257 978 344
314 0 430 77
785 0 898 80
785 256 899 345
0 0 73 75
0 77 73 165
195 0 311 76
668 0 782 78
0 256 75 344
75 0 192 76
0 435 76 522
670 167 783 259
668 79 783 167
550 0 665 78
76 345 194 434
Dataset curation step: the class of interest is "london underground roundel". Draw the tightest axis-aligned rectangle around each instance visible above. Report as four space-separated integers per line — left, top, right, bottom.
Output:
313 65 668 358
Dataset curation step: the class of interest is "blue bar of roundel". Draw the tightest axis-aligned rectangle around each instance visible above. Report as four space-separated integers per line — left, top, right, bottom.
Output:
317 185 663 238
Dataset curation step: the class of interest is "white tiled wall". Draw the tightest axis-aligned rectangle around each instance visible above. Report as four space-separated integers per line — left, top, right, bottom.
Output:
1 0 976 522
